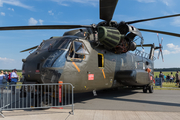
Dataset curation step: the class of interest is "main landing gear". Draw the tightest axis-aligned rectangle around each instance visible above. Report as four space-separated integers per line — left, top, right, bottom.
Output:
143 85 153 93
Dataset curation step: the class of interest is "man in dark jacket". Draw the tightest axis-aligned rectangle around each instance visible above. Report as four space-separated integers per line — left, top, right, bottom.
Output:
175 71 179 86
159 71 164 82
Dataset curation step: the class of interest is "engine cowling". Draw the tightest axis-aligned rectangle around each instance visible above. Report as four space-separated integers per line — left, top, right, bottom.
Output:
98 26 123 49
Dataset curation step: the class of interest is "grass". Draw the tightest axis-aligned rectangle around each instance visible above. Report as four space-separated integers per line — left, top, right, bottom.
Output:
16 72 22 81
154 71 180 90
154 71 176 78
153 82 180 90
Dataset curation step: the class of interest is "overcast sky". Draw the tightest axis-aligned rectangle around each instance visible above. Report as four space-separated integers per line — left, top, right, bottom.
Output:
0 0 180 69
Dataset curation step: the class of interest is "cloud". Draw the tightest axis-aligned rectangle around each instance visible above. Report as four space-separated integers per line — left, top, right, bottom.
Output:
51 0 98 6
163 43 180 54
28 17 44 25
39 19 43 25
29 17 38 25
154 43 180 58
136 0 173 6
0 57 14 62
0 0 33 10
160 0 173 6
8 8 14 11
163 49 171 55
0 12 5 16
167 43 175 48
48 10 54 15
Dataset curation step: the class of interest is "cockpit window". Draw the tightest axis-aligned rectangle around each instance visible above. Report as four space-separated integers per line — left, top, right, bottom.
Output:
57 38 71 49
68 41 89 60
38 38 71 51
73 41 89 54
39 40 57 50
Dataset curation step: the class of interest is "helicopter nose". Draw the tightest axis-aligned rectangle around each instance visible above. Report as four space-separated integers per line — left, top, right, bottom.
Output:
41 68 62 83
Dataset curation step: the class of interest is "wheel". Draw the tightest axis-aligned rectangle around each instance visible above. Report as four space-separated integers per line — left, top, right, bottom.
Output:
143 86 147 93
149 85 154 93
20 86 26 98
40 94 52 107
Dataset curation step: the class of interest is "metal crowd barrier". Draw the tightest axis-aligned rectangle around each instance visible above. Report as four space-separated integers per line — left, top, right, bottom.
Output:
0 83 74 118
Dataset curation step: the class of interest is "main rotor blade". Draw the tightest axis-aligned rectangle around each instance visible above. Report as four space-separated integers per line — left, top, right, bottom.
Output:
126 14 180 24
136 44 153 47
138 28 180 37
0 25 91 31
20 45 38 53
100 0 118 21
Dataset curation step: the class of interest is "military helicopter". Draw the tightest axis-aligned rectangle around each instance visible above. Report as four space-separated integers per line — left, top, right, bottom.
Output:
1 0 180 94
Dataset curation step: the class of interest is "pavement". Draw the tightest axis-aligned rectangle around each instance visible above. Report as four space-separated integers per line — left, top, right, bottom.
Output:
1 109 180 120
1 89 180 120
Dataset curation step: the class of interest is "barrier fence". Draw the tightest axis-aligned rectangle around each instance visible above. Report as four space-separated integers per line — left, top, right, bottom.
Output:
0 83 74 118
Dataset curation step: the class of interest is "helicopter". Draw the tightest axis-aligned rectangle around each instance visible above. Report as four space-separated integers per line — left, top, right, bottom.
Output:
1 0 180 95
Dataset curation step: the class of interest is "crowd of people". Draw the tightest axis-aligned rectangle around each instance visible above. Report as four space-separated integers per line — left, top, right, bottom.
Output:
0 69 19 93
157 71 180 87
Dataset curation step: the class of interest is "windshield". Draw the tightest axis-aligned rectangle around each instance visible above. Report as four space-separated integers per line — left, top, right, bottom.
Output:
38 38 72 51
38 40 57 50
43 50 67 68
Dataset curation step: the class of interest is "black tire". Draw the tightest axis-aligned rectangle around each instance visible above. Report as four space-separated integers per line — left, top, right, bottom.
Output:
143 86 147 93
149 85 154 93
20 86 26 98
40 95 52 107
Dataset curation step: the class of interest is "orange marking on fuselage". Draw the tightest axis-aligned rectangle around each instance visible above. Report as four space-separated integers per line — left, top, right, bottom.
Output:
72 62 80 72
102 69 106 79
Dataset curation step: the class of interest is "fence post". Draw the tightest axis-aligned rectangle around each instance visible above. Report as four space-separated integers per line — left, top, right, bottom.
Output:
0 86 4 118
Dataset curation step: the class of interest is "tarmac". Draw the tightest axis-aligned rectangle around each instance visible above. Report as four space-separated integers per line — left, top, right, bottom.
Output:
1 108 180 120
1 89 180 120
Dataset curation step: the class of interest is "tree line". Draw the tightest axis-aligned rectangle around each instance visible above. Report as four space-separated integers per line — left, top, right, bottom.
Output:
154 68 180 72
0 69 22 72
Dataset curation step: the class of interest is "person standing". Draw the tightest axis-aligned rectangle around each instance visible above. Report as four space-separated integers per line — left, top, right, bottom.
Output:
175 71 179 86
8 71 11 83
159 71 164 82
11 69 18 93
4 71 8 87
0 71 5 96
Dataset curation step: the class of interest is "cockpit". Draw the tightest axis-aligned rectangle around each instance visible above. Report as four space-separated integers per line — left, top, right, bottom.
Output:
42 37 89 68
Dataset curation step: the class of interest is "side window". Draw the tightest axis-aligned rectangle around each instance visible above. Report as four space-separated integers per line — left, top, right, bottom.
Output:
143 63 145 69
121 58 124 67
135 62 137 69
98 53 104 67
68 41 88 60
74 41 89 54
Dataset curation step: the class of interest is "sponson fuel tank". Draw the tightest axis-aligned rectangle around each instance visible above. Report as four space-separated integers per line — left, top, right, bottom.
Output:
115 70 151 86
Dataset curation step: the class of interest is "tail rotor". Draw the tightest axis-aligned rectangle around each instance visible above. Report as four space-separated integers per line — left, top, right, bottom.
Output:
157 33 164 62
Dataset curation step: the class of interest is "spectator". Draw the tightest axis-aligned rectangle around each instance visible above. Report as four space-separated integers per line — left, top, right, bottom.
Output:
4 71 8 87
8 71 11 83
0 71 6 94
159 71 164 82
11 69 19 94
170 72 174 83
175 71 179 86
166 74 170 82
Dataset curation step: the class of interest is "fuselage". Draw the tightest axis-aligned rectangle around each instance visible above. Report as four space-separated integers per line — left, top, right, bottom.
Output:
22 34 154 93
